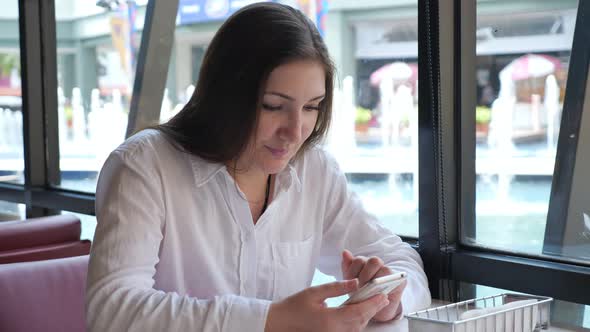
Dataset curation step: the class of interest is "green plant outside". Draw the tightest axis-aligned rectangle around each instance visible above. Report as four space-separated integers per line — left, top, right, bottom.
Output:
476 106 491 124
0 54 20 77
355 107 372 125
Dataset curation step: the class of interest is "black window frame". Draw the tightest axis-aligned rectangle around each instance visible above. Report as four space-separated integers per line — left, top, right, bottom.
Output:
418 0 590 306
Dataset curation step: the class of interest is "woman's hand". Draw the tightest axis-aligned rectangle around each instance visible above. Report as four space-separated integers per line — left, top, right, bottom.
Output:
341 249 406 322
264 279 391 332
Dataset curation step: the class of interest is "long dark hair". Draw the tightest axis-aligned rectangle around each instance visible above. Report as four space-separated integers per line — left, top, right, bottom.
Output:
156 2 334 163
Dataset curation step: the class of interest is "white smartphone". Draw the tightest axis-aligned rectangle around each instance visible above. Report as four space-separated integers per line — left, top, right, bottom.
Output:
341 272 407 305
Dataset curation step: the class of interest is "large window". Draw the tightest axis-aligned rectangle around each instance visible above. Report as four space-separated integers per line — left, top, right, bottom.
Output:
450 0 589 325
55 0 147 193
327 5 419 239
469 1 581 260
0 2 23 185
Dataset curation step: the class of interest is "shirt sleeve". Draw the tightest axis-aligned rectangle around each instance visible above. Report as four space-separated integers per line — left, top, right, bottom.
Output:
315 150 431 316
86 144 271 332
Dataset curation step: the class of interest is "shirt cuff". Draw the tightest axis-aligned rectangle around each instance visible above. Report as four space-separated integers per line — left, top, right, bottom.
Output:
224 295 272 332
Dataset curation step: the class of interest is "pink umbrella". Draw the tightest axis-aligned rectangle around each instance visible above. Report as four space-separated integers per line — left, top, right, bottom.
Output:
502 54 562 81
370 62 418 87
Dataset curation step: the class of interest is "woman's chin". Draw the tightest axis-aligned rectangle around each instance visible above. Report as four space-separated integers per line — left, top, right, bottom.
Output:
264 160 290 174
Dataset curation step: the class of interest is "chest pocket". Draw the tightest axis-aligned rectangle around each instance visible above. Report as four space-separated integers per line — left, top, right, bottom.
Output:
271 235 316 300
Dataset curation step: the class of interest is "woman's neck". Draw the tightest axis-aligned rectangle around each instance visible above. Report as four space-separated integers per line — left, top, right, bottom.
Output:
230 168 269 196
230 169 272 223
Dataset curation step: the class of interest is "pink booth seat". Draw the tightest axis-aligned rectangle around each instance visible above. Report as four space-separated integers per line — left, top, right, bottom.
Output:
0 214 82 250
0 214 91 264
0 255 88 332
0 239 91 264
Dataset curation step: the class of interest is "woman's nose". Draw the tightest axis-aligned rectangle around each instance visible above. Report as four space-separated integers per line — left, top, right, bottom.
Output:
280 109 303 142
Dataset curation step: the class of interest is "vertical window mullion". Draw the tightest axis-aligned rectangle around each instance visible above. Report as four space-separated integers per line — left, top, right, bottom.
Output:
544 0 590 257
418 0 443 298
126 0 179 138
419 0 462 301
39 0 60 188
19 0 47 217
18 0 60 217
457 0 477 246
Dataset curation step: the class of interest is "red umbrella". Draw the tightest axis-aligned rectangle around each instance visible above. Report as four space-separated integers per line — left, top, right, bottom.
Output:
370 62 418 87
501 54 562 81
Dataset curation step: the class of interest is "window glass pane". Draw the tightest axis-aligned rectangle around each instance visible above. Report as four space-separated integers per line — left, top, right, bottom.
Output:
324 3 419 238
0 2 24 184
55 0 147 192
469 1 580 257
161 1 419 238
0 200 25 221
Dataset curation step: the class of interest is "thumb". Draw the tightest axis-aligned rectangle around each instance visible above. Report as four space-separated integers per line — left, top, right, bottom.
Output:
337 293 390 321
306 279 358 302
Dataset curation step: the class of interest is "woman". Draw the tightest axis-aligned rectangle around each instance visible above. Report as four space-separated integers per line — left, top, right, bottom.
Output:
86 3 430 331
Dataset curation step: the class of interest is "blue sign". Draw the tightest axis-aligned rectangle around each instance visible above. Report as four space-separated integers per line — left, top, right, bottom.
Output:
177 0 276 25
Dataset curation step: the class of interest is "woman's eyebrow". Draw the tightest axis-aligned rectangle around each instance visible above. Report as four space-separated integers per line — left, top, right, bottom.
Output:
309 94 325 101
265 91 295 101
265 91 325 102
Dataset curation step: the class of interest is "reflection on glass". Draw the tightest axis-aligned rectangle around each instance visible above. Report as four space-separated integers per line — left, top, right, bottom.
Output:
56 0 146 192
161 1 419 237
0 201 25 221
0 2 23 184
471 1 580 259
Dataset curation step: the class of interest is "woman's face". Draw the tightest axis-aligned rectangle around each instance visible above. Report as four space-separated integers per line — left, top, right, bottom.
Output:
239 59 325 175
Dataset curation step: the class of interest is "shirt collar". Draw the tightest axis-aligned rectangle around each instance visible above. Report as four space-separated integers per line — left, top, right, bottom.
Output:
190 155 301 192
190 156 226 187
276 163 302 193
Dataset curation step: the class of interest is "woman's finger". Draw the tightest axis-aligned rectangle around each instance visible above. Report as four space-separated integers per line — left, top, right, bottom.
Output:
374 265 392 278
305 279 359 302
373 280 407 322
387 279 407 300
346 256 367 281
341 249 354 273
335 293 389 324
357 256 384 286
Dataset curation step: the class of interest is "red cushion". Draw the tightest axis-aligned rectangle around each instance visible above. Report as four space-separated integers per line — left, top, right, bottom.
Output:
0 255 88 332
0 240 91 264
0 215 81 251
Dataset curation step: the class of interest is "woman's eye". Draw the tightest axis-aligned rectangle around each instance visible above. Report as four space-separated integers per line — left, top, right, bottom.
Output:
304 105 320 112
262 103 282 111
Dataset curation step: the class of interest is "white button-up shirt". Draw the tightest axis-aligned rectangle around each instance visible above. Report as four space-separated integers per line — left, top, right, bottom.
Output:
86 129 431 331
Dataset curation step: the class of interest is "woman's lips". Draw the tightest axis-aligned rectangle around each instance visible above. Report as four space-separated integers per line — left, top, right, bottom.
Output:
266 146 288 157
